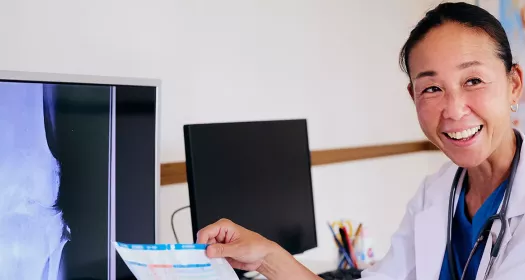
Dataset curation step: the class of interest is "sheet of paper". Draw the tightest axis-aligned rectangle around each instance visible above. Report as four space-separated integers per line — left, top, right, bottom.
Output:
115 242 239 280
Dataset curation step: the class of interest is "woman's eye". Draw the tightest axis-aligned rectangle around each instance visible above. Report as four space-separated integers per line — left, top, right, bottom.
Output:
422 86 441 93
465 78 482 86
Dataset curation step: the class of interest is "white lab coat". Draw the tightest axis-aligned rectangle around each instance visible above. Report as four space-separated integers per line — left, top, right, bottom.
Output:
361 131 525 280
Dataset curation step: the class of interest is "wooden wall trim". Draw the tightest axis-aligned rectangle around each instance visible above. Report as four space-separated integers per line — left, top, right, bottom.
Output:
310 140 436 166
160 162 187 186
160 140 439 186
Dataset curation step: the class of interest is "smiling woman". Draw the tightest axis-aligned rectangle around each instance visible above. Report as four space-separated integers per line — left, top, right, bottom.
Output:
396 5 524 279
189 3 525 280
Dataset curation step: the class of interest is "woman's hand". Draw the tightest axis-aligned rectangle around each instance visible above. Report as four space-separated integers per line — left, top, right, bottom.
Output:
196 218 278 272
196 218 321 280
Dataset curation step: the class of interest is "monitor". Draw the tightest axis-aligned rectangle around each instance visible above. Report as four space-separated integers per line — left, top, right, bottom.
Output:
0 70 159 280
184 119 317 256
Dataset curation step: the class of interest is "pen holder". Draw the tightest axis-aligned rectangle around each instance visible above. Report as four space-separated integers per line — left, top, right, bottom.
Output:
353 231 375 268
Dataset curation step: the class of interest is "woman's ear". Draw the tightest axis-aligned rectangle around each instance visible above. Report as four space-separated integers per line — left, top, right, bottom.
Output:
407 83 415 102
509 64 523 105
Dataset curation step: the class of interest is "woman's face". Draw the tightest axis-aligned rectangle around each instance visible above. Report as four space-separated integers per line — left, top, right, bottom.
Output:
408 22 522 167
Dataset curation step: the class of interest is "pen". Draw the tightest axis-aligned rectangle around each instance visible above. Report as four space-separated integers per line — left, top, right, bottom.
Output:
338 227 351 269
340 226 358 268
338 257 346 269
327 222 354 268
353 223 363 247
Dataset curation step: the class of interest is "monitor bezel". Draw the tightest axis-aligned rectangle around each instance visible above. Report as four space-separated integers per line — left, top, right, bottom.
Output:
0 70 161 280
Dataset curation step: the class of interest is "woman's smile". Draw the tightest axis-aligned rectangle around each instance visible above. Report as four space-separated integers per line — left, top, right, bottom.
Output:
441 124 483 147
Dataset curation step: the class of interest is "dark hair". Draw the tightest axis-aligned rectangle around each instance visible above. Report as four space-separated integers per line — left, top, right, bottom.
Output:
399 2 513 78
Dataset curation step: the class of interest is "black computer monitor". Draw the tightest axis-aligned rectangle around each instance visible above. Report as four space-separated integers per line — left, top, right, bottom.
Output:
0 71 159 280
184 119 317 256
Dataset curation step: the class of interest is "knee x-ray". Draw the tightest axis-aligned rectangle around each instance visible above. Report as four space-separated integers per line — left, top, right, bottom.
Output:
0 81 112 280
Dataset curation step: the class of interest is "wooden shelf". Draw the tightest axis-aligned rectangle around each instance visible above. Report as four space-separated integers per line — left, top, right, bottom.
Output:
160 140 439 186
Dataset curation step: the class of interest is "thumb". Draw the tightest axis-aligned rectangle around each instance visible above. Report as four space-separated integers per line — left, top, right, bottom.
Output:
206 243 235 258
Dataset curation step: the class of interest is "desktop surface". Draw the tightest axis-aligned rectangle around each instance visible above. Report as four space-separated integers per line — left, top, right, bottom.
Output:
248 257 361 280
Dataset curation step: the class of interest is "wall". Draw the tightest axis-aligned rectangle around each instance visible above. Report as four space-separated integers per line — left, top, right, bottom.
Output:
162 151 450 262
1 0 470 263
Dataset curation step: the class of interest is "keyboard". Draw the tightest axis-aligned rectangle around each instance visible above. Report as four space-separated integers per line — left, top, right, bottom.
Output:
317 268 362 280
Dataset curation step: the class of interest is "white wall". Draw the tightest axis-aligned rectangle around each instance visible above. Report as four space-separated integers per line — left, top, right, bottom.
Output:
161 151 449 262
1 0 470 263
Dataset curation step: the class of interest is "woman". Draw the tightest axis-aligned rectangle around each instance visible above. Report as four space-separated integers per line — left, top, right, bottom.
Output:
196 3 525 280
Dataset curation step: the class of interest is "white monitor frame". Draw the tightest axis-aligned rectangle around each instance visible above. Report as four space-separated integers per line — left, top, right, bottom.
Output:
0 70 161 280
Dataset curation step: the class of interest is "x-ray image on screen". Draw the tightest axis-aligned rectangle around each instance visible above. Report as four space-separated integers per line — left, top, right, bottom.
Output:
0 81 112 280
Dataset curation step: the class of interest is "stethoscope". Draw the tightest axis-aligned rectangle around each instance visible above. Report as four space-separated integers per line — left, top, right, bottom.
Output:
447 129 523 280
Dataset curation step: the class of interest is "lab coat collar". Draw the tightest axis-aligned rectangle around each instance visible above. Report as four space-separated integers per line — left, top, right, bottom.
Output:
476 130 525 279
414 168 467 279
414 196 448 279
505 129 525 219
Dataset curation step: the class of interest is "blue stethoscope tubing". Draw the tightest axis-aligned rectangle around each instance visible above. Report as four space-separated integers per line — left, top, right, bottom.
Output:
447 129 523 280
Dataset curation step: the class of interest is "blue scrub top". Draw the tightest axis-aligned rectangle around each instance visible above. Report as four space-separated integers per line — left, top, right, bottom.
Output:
439 176 508 280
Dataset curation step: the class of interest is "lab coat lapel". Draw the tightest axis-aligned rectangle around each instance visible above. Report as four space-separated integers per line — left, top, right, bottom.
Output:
505 130 525 220
414 204 448 279
476 130 525 279
414 170 466 279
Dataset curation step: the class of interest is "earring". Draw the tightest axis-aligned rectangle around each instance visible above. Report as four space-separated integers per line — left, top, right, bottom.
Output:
511 103 519 112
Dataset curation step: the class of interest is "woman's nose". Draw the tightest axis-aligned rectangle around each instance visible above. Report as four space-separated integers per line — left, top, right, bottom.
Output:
442 92 470 121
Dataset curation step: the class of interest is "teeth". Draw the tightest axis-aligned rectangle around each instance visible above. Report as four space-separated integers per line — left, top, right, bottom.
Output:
446 125 481 140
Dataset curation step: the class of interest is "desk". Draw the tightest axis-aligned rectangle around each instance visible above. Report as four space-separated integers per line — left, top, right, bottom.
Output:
252 256 339 279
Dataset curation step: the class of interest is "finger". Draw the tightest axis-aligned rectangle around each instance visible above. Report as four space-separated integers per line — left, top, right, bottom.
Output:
212 226 237 244
206 243 236 258
214 226 228 243
196 224 221 244
196 219 233 244
224 227 238 243
197 226 226 244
